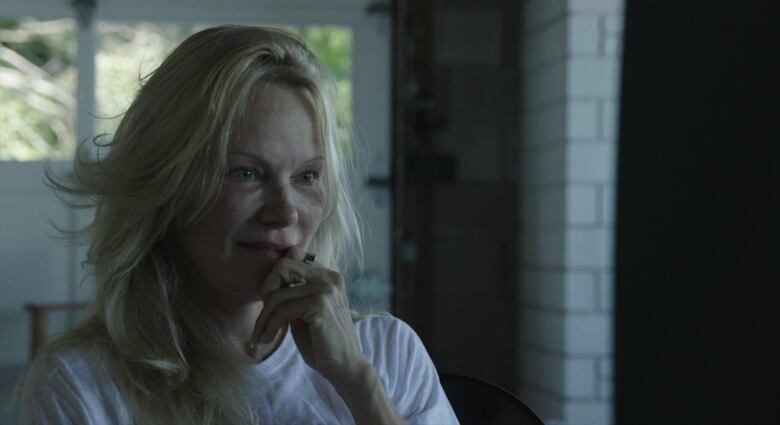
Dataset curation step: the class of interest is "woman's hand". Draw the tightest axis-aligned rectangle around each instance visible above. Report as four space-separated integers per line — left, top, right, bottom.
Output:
249 247 368 385
249 248 406 424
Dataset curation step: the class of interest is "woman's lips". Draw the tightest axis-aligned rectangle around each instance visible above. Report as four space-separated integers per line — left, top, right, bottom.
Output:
237 242 291 259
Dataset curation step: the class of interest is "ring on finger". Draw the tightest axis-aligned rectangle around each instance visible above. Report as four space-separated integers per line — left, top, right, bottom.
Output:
281 279 307 289
302 253 317 265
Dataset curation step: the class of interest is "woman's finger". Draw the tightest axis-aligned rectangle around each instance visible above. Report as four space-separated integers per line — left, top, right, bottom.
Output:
252 278 334 342
285 246 307 262
257 245 324 297
258 257 313 299
255 295 329 344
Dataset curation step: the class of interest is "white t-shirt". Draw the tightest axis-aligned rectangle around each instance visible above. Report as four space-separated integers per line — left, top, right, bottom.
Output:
18 314 460 425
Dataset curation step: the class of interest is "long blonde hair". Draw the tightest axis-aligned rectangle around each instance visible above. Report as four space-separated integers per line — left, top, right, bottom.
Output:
35 25 363 424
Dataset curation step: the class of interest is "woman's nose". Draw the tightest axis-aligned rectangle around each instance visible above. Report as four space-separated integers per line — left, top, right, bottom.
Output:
257 185 298 228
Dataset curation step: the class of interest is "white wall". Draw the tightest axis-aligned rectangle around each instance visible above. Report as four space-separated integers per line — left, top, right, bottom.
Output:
517 0 623 424
0 161 91 366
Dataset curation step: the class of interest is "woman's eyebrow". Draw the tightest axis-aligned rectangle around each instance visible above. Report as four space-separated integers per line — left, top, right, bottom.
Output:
227 151 269 166
226 151 324 165
302 156 325 165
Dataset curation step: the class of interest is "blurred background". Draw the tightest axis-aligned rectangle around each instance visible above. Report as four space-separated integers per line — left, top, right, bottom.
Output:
1 1 777 424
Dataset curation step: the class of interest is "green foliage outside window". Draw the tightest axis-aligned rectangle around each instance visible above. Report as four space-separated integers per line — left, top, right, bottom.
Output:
290 26 353 127
0 18 77 160
1 19 352 161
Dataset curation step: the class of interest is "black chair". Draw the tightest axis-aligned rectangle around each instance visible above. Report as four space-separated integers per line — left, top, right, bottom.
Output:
439 372 545 425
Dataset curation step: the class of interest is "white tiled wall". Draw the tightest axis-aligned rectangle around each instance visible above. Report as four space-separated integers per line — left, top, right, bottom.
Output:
518 0 623 424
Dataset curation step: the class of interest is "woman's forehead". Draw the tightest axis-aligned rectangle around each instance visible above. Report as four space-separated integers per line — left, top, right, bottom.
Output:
226 85 322 161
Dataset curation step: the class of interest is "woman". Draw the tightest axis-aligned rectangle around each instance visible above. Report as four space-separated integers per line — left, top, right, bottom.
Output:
17 26 458 424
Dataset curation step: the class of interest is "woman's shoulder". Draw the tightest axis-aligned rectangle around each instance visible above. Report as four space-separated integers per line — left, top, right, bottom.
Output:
353 312 418 341
352 312 427 362
25 344 104 391
351 312 460 423
18 343 128 424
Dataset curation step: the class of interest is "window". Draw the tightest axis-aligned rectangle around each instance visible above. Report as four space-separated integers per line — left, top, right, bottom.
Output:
95 22 207 137
0 18 77 160
1 19 353 160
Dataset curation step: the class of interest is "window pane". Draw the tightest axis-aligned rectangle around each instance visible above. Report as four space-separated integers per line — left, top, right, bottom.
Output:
0 18 77 160
290 26 353 151
96 22 206 136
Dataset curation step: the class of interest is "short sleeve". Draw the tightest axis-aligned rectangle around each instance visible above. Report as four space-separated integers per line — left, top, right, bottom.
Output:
355 315 460 425
17 354 92 425
16 349 127 425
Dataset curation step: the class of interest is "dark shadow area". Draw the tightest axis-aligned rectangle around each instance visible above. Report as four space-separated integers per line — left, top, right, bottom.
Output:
616 1 780 424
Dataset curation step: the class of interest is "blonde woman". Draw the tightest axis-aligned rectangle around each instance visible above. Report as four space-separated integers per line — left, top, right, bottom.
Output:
17 26 458 425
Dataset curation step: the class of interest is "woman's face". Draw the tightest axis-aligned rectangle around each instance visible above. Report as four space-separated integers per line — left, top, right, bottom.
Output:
178 84 325 302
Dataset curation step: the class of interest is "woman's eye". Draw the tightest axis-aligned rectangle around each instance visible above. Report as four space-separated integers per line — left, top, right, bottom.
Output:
298 170 319 185
230 167 260 181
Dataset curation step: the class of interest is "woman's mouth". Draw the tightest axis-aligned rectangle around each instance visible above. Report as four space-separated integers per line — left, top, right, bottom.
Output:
237 242 291 259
